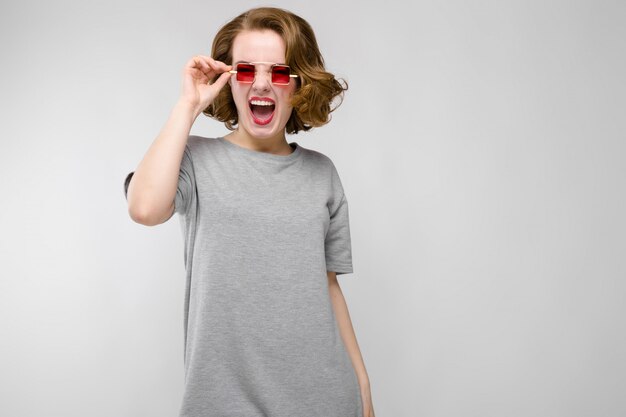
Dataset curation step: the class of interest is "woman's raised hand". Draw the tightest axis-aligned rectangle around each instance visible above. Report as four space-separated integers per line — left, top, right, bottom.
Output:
179 55 232 117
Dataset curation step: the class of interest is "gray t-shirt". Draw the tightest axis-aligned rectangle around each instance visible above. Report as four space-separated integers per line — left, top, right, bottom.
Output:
173 135 361 417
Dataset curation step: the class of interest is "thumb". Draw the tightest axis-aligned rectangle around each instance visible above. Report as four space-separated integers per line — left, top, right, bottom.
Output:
211 70 232 92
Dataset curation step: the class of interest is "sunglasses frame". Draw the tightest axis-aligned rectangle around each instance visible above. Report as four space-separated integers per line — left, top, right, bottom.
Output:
229 61 299 85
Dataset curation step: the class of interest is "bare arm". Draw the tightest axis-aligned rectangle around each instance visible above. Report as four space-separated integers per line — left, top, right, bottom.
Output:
126 55 232 226
327 271 376 417
126 101 198 225
128 101 197 226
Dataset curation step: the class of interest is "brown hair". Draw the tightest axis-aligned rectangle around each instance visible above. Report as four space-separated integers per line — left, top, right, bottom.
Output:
204 7 348 134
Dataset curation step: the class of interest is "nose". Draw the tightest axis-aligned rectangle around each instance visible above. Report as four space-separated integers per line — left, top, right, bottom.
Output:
252 68 271 93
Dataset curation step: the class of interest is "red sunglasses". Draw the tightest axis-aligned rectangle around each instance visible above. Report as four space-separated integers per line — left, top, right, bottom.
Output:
229 62 299 85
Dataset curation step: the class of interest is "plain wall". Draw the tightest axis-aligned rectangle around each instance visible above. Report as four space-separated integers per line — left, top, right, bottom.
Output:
1 0 625 416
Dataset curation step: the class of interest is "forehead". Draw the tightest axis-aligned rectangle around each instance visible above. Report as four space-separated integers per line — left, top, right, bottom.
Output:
231 29 287 64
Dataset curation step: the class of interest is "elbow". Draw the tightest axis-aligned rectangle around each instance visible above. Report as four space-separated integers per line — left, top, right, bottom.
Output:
124 172 174 226
125 172 163 226
128 205 159 226
128 202 174 226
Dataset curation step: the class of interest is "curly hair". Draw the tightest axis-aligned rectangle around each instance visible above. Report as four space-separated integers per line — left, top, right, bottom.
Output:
203 7 348 134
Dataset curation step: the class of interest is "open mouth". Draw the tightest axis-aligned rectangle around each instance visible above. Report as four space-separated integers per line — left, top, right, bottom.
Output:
249 97 275 125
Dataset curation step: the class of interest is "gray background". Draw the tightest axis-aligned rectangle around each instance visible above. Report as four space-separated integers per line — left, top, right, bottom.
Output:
1 0 625 416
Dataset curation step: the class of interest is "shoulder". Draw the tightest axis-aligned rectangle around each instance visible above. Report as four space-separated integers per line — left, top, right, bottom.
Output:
298 144 339 173
182 135 224 161
186 135 220 151
297 144 347 197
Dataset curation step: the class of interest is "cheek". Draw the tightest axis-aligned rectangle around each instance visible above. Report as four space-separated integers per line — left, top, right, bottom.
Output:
230 86 248 109
281 89 296 111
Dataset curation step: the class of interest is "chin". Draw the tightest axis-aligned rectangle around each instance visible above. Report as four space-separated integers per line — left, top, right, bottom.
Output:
243 118 286 139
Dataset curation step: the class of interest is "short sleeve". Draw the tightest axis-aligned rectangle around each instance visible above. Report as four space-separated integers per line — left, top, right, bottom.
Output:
174 143 196 216
325 166 354 275
123 171 134 200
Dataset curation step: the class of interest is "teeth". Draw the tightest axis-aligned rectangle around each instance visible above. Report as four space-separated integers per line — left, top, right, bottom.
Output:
250 100 274 106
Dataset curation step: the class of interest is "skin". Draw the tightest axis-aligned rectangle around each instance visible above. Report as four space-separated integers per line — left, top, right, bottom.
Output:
129 28 376 416
228 30 375 416
328 271 376 417
223 29 297 155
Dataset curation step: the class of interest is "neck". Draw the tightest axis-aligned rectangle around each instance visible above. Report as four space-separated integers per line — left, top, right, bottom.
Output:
225 129 293 155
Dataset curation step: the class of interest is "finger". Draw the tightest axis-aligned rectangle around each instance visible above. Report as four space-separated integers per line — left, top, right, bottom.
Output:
196 55 211 69
210 70 232 90
192 56 212 74
198 55 231 72
195 58 214 79
212 60 232 72
185 56 206 74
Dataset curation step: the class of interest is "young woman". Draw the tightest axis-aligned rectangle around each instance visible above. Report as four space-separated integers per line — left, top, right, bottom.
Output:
124 7 375 417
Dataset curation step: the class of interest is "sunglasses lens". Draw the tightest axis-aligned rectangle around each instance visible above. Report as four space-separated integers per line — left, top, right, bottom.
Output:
272 65 291 84
236 64 255 82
